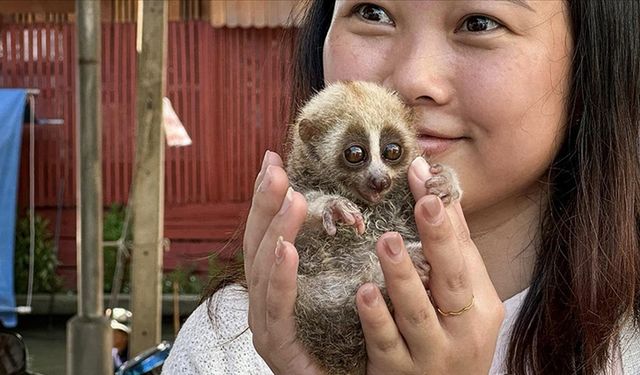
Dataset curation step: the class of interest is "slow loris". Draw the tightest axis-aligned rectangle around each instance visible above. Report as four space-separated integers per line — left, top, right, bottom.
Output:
286 81 461 375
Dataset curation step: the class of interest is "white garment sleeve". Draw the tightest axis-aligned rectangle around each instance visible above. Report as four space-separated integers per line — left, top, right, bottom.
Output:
620 321 640 374
162 284 274 375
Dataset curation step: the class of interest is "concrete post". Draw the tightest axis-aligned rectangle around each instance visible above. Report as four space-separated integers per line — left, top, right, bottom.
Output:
67 0 112 374
130 0 168 356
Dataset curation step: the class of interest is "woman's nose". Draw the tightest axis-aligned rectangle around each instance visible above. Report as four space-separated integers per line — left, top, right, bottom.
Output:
382 38 454 107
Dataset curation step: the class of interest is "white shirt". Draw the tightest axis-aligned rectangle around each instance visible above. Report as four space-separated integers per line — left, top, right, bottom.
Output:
163 284 629 374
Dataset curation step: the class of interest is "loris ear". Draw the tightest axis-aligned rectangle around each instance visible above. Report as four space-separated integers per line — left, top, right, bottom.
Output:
298 118 320 143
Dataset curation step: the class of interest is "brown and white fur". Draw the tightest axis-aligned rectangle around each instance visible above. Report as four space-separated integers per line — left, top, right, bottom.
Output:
286 81 461 375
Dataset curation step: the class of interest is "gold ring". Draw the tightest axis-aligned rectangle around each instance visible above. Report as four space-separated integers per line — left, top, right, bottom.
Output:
436 295 474 317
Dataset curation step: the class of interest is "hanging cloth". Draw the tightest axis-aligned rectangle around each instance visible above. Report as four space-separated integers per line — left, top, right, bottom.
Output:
0 89 27 328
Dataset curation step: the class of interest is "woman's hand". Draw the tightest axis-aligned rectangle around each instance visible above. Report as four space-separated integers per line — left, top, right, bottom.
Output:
358 156 505 375
243 151 326 374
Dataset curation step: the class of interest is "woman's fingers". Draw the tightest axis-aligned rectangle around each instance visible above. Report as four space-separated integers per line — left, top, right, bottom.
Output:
407 156 434 203
358 156 504 374
414 195 474 325
356 282 410 372
243 151 286 275
263 240 320 372
248 187 307 330
447 200 498 298
408 156 500 304
253 150 284 191
265 239 298 329
408 157 488 330
374 232 441 353
242 151 326 374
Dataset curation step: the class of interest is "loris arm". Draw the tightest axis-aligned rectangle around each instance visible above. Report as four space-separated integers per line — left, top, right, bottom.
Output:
302 191 366 236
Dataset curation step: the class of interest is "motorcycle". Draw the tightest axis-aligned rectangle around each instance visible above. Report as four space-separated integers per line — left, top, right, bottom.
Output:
0 329 41 375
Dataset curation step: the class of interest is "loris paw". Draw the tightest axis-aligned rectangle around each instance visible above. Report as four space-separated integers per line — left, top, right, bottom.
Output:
425 164 462 205
322 198 365 236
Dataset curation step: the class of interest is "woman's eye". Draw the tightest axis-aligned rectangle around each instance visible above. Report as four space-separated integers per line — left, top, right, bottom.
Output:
382 143 402 161
344 145 367 164
458 15 501 32
354 3 394 26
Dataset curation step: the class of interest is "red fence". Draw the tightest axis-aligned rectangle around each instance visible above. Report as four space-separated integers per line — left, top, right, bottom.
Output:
0 21 295 284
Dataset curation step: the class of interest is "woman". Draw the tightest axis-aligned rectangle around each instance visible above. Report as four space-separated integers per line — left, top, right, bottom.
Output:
163 1 640 374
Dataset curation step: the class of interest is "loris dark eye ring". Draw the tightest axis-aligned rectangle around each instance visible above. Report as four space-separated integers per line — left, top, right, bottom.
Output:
344 145 367 164
382 143 402 161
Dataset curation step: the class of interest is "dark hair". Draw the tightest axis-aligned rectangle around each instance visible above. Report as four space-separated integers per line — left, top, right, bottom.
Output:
289 0 334 113
507 1 640 373
204 1 640 373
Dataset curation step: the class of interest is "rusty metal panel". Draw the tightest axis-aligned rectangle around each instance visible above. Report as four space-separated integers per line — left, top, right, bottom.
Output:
164 22 294 207
2 21 294 242
0 22 75 208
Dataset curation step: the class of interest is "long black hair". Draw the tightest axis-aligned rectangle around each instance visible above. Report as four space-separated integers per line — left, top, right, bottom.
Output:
507 1 640 373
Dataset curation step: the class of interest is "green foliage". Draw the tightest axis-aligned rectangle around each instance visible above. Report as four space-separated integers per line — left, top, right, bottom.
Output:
106 203 209 295
104 203 127 242
103 204 131 293
163 265 204 294
14 212 62 294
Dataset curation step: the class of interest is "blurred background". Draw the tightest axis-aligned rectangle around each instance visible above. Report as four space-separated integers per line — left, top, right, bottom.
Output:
0 0 301 373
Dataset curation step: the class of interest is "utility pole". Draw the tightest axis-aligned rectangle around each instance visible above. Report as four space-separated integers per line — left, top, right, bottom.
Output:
130 0 168 356
67 0 112 374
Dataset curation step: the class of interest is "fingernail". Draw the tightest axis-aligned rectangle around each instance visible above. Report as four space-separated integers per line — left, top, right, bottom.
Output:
361 284 379 307
275 236 285 264
278 187 293 215
260 150 274 174
383 233 403 262
422 195 444 225
412 156 431 181
257 165 273 193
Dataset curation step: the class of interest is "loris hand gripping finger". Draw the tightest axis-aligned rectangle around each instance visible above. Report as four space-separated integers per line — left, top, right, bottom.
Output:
286 81 461 375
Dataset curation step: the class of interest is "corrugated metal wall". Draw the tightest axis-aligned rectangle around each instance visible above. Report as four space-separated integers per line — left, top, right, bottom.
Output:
0 23 76 206
0 21 295 283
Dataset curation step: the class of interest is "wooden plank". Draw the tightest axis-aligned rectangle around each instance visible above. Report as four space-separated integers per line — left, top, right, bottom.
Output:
196 21 206 202
130 0 168 355
209 0 225 28
188 21 197 201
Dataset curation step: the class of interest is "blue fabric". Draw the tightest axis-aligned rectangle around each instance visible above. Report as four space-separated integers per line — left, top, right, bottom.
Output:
0 89 27 328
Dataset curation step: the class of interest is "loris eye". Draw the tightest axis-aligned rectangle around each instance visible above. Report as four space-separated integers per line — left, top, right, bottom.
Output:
382 143 402 161
344 145 367 164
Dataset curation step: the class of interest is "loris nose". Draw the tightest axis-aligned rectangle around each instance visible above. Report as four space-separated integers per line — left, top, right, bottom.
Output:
368 176 391 192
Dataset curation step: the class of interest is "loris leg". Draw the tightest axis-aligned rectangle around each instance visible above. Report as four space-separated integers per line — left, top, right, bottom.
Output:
305 192 366 236
425 164 462 205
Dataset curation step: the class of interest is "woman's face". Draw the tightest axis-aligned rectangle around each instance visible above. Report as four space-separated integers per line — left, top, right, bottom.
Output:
323 0 572 221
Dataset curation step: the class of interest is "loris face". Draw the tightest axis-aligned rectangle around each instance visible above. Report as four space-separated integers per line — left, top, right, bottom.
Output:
334 121 415 204
294 81 418 205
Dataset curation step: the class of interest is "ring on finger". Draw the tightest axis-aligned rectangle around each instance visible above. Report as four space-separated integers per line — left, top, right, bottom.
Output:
436 295 474 317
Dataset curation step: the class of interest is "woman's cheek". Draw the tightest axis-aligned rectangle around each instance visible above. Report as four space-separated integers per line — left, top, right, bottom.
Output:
324 33 394 84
